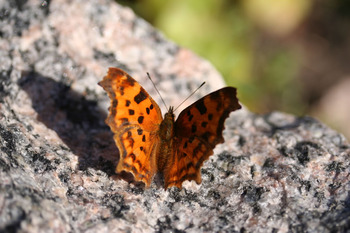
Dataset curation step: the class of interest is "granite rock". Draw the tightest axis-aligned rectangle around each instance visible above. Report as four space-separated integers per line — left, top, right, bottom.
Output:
0 0 349 232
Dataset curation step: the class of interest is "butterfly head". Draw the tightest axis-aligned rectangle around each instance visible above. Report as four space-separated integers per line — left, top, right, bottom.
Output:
159 106 175 141
164 106 175 120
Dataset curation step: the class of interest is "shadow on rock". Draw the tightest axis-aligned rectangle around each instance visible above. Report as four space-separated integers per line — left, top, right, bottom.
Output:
19 70 119 175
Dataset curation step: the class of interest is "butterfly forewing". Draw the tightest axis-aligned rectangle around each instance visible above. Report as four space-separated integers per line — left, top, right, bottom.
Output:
164 87 241 188
99 68 163 131
98 68 163 186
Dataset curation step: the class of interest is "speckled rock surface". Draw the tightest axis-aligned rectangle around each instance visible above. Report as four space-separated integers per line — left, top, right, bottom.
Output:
1 0 349 232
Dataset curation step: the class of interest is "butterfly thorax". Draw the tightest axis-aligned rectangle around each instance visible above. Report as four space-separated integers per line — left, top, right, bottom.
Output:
157 106 175 172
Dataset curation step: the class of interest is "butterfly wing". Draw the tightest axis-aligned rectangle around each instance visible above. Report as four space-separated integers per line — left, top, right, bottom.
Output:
99 68 163 187
164 87 241 188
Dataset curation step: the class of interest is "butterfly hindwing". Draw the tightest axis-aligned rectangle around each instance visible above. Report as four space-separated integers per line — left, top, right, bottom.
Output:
164 136 210 188
98 68 163 186
115 126 159 185
164 87 241 188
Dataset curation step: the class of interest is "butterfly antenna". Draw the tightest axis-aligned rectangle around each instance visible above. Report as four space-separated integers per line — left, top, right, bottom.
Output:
147 72 169 111
174 82 206 112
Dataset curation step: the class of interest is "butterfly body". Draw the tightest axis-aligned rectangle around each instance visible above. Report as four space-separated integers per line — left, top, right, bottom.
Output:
157 108 175 173
99 68 241 189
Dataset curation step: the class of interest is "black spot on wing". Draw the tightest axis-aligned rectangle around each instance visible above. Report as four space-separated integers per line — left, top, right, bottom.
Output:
134 89 147 104
138 116 144 124
126 100 131 107
142 135 146 142
183 141 188 149
125 74 136 86
201 121 208 128
208 114 213 121
195 99 207 115
137 128 143 135
129 109 135 115
146 107 150 115
191 124 197 133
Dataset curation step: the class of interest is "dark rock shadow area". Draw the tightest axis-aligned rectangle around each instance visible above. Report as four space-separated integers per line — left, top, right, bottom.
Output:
19 70 118 174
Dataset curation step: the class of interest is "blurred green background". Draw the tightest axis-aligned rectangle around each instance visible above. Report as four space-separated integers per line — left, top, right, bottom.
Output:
118 0 350 140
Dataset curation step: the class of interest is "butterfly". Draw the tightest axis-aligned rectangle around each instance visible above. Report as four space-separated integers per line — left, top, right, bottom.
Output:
98 68 241 189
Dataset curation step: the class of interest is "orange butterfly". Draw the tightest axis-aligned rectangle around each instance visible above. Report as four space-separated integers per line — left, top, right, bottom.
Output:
98 68 241 189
